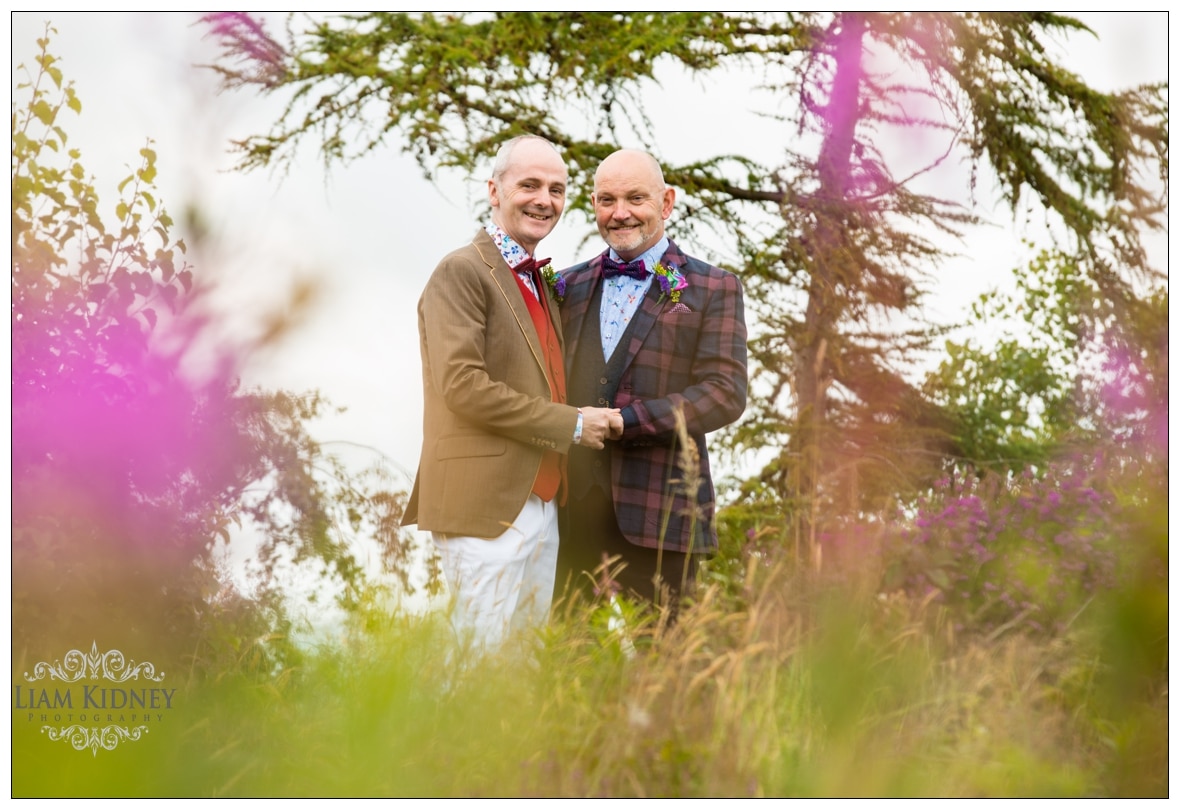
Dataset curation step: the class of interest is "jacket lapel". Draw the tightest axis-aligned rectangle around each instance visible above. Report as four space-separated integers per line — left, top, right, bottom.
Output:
615 281 663 374
473 234 549 378
562 255 604 365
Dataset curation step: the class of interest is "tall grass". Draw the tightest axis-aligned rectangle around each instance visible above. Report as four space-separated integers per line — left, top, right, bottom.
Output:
14 499 1166 798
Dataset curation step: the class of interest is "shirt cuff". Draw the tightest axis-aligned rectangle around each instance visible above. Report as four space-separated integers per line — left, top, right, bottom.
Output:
573 410 584 445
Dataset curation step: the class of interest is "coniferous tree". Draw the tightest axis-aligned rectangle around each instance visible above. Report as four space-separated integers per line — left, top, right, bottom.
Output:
204 12 1166 559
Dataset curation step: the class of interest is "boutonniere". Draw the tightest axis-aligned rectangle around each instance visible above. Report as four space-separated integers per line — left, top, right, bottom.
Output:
653 262 688 304
539 263 565 305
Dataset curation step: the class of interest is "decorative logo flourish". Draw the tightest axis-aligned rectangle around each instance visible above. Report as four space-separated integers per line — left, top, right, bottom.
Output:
43 724 150 757
25 641 165 683
653 262 687 304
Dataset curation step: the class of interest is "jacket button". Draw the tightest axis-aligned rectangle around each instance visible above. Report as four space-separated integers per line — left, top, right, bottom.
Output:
599 377 608 385
598 397 608 405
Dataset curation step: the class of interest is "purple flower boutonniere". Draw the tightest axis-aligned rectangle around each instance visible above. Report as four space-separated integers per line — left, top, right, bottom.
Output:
653 262 688 304
540 263 565 305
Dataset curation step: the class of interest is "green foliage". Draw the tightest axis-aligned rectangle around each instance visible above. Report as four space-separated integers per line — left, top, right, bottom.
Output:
11 26 426 674
927 245 1168 472
12 29 190 397
13 370 1166 796
13 529 1166 797
203 12 797 181
926 248 1090 468
879 463 1123 640
205 12 1167 551
887 295 1165 645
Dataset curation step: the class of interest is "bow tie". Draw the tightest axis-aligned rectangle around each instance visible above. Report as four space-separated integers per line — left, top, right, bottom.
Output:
514 256 550 275
601 256 649 280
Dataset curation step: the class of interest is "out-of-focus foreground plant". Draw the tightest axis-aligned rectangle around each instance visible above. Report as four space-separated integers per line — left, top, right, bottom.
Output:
14 484 1165 797
11 27 425 676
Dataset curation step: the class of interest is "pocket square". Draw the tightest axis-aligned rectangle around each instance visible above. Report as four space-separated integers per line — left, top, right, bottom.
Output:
667 302 693 314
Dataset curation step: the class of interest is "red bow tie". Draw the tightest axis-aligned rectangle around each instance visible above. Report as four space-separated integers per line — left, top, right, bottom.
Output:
514 256 550 275
601 257 648 280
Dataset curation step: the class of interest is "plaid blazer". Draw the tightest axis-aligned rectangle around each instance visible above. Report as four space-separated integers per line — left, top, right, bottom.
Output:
560 239 748 553
404 230 578 539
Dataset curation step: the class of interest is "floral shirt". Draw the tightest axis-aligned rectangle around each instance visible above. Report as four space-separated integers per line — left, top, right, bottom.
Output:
485 223 539 299
600 236 668 361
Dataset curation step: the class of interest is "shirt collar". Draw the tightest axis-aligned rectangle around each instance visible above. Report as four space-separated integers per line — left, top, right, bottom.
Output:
485 223 532 270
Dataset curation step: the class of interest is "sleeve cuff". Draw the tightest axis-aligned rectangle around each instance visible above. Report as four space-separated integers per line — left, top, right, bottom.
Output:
621 405 639 431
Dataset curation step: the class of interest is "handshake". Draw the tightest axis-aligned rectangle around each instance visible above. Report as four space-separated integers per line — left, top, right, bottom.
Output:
576 407 624 450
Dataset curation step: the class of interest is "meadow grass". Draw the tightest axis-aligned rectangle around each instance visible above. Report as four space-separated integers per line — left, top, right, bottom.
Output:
13 528 1166 798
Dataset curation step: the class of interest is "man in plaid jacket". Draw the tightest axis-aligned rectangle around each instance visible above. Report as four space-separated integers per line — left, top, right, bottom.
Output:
556 149 748 611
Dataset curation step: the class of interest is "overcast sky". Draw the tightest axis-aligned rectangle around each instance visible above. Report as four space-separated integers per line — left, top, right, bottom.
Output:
9 12 1170 606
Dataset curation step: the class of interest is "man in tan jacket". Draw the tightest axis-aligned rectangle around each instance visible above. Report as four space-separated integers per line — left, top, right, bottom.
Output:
403 135 621 651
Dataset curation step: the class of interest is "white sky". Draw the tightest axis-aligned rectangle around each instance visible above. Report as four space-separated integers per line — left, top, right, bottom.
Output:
8 12 1171 609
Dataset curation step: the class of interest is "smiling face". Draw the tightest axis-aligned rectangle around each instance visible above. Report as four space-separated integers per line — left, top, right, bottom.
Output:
592 150 675 261
488 138 567 256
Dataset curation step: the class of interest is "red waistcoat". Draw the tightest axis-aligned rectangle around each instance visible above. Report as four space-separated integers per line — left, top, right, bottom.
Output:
511 270 567 504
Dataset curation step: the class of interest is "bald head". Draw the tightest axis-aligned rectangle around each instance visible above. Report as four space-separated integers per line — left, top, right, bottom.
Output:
594 149 666 191
592 149 675 260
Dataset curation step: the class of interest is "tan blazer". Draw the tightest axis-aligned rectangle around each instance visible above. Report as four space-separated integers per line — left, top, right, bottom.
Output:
403 229 578 539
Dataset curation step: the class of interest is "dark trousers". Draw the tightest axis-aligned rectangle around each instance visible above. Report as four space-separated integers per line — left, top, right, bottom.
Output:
555 484 698 613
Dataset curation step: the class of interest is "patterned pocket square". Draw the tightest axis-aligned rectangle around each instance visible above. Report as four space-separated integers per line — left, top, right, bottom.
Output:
667 302 693 314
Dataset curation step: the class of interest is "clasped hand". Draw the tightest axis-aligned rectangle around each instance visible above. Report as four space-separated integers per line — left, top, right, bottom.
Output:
577 407 623 450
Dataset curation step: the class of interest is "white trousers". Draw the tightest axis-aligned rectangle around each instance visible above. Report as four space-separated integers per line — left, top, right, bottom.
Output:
432 494 559 653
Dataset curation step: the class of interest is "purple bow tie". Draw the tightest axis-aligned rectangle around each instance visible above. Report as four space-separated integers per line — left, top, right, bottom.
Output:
601 256 649 280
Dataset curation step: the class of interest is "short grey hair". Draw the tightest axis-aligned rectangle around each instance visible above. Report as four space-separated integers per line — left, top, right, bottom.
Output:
491 135 563 183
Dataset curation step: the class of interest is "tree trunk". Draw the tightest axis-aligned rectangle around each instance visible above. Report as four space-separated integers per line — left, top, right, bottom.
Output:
790 12 866 568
